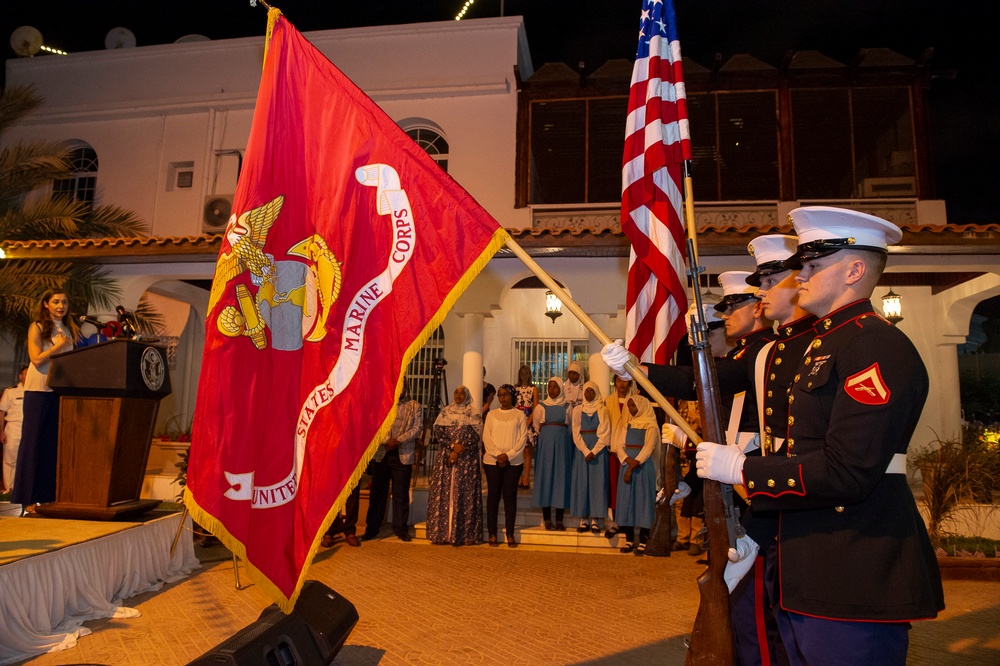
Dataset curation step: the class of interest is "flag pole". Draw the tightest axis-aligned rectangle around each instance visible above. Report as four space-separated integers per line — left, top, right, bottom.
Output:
503 237 701 444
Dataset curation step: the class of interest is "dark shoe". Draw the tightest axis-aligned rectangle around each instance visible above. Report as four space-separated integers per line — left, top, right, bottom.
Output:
507 536 517 548
672 541 688 552
544 520 556 531
555 521 566 531
320 534 336 548
591 522 601 534
488 535 499 547
635 542 647 556
604 526 619 539
344 534 361 547
362 532 379 541
688 542 702 556
577 523 589 533
397 532 413 543
620 541 634 554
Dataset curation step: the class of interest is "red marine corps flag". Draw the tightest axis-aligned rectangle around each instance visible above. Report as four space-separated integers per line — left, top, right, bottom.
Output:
185 10 508 610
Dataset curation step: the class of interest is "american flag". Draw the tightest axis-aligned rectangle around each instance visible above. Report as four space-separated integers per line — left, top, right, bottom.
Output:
621 0 691 364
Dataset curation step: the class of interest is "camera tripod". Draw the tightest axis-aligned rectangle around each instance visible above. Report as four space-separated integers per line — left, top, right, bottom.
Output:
413 359 448 482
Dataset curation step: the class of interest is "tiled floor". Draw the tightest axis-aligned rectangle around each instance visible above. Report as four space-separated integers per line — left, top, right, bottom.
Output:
10 532 1000 665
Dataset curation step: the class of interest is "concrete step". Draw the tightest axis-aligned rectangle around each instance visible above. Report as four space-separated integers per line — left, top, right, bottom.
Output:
413 520 627 554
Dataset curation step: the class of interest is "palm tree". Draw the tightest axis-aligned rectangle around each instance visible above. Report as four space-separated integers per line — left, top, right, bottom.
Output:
0 84 149 343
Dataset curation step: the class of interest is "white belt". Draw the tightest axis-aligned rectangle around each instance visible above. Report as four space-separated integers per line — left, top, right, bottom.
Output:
886 452 906 475
734 431 759 454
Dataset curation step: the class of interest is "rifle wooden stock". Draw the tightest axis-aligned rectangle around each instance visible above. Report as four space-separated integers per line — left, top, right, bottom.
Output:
685 344 735 666
644 411 677 557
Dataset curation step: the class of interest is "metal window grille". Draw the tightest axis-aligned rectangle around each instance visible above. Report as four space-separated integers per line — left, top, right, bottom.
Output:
405 326 446 423
512 338 590 391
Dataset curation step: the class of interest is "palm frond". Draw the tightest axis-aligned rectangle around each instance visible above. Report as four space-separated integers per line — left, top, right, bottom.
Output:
0 142 72 209
1 197 86 239
136 293 166 335
83 204 147 238
0 85 44 136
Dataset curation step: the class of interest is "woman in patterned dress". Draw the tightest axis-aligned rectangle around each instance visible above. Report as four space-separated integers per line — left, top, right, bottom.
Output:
513 365 538 488
426 386 484 545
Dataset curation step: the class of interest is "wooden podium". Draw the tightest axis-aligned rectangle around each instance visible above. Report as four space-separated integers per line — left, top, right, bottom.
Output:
37 339 172 520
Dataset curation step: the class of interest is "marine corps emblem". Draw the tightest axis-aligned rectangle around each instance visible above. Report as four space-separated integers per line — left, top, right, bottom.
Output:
208 195 343 351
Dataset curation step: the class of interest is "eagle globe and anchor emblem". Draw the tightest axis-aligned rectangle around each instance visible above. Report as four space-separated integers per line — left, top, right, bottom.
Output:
207 194 343 351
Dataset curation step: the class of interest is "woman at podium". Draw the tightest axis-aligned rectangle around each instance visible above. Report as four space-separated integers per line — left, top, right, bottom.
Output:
11 290 79 513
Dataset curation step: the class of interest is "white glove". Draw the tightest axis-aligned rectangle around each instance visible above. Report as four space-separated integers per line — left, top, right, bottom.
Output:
724 535 760 593
662 423 688 449
670 481 692 506
695 441 746 485
600 340 632 380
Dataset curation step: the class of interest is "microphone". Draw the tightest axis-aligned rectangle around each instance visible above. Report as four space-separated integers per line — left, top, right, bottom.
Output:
116 305 139 339
77 314 106 328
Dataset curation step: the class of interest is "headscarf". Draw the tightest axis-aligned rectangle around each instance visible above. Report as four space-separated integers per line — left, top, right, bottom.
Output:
497 383 516 402
541 376 566 406
578 380 605 416
625 395 658 431
435 384 482 433
564 360 585 405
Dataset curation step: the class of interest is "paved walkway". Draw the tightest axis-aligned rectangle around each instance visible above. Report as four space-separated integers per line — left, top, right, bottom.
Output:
13 536 1000 665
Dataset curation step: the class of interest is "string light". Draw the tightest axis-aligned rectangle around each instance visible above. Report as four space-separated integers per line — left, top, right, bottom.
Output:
40 45 68 56
455 0 476 20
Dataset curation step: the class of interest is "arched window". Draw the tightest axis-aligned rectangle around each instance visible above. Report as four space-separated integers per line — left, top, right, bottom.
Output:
53 143 99 206
404 126 449 173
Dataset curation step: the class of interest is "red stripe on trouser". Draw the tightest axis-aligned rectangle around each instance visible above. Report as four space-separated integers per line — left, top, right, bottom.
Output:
754 557 771 665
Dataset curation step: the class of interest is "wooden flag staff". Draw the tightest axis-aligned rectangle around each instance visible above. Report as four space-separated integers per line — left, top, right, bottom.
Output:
503 237 701 444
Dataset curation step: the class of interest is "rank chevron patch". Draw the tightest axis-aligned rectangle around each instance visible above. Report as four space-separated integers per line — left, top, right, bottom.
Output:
844 363 890 405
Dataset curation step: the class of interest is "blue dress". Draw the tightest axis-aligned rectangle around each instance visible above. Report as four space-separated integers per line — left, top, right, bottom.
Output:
531 403 572 509
570 411 609 519
614 426 656 529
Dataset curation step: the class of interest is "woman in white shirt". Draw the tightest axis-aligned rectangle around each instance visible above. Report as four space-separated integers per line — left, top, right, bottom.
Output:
12 290 79 510
482 384 529 547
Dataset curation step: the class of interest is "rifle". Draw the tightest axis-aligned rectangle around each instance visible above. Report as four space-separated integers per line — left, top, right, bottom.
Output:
644 405 677 557
684 238 742 666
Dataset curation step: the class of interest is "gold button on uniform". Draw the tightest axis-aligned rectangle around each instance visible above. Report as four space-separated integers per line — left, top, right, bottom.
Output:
770 373 776 381
823 318 832 329
766 407 773 416
767 390 773 398
767 479 776 488
788 416 795 425
787 438 794 447
835 506 844 513
787 479 796 487
778 343 786 351
748 481 755 489
804 357 812 365
788 396 794 404
765 426 772 434
812 339 822 349
775 357 782 365
794 374 801 382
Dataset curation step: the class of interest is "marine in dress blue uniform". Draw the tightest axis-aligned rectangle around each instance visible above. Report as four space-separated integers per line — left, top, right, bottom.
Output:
696 207 944 666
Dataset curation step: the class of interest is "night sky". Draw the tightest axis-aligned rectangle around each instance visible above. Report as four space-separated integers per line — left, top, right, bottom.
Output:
2 0 997 223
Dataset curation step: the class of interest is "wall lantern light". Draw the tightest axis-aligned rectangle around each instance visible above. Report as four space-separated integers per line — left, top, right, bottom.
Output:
545 290 562 323
881 288 903 324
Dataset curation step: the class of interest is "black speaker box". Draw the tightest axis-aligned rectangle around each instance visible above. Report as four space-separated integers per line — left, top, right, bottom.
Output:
188 581 359 665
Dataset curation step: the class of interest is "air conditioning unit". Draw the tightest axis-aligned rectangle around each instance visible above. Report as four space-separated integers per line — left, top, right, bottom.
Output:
203 195 234 234
857 177 916 198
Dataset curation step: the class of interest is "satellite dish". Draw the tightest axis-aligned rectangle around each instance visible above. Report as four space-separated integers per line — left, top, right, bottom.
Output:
104 27 136 49
10 26 43 57
174 34 210 44
203 197 233 230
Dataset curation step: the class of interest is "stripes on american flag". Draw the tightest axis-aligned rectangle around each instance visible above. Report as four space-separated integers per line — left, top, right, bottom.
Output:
621 0 691 364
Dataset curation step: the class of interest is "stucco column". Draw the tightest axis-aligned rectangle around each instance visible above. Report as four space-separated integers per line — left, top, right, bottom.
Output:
934 340 964 442
451 313 485 413
588 314 613 398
